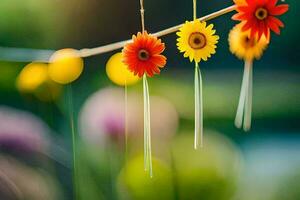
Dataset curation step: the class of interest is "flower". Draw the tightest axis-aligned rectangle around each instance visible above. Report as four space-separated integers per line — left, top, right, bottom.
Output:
106 52 141 86
232 0 289 41
122 32 167 77
48 48 84 84
229 23 268 61
176 20 219 63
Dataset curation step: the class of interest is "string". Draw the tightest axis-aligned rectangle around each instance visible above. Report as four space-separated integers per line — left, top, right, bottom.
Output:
139 0 145 32
193 0 197 20
67 84 78 200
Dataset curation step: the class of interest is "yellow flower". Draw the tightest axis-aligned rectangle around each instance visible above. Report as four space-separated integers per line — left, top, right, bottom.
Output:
228 23 268 61
176 20 219 63
106 53 140 86
48 48 84 84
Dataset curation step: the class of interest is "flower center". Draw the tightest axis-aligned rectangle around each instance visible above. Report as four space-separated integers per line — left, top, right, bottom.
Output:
138 49 150 61
188 32 207 49
255 8 268 20
242 36 257 49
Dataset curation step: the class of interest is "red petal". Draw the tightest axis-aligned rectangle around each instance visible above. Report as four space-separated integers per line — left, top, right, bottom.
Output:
263 24 270 39
267 0 278 7
237 6 250 12
246 0 255 5
242 20 254 31
268 16 284 27
267 19 280 34
257 21 265 40
150 55 167 67
232 13 243 21
269 4 289 15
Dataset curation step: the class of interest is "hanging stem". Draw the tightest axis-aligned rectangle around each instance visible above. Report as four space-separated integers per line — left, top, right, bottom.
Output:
235 61 249 128
243 60 253 131
67 84 78 200
143 74 153 177
234 60 253 131
194 63 203 149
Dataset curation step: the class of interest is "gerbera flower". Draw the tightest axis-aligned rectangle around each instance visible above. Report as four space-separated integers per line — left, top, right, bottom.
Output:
176 20 219 63
122 32 167 78
229 23 268 61
232 0 289 40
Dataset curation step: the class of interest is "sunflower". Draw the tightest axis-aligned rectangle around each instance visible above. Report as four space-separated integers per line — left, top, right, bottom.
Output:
176 20 219 63
229 23 268 61
122 31 167 78
232 0 289 41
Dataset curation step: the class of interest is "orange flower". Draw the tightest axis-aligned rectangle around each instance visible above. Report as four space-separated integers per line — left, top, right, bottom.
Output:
122 32 167 77
232 0 289 40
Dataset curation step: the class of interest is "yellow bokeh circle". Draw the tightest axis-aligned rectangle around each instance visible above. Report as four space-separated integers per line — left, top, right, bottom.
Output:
17 63 49 92
16 62 62 101
48 48 84 84
106 53 140 86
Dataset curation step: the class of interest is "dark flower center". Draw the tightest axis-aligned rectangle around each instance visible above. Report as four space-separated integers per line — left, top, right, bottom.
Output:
242 36 256 48
188 32 207 49
255 7 268 20
138 49 150 61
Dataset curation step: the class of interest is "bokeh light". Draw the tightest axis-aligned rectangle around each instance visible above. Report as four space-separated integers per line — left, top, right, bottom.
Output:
106 52 140 86
48 48 83 84
16 62 61 101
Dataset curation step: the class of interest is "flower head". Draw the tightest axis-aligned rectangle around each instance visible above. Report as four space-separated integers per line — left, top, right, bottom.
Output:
232 0 289 41
229 23 268 61
177 20 219 63
122 32 167 78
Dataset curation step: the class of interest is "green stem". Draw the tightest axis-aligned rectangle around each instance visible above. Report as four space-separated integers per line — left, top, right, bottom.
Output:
194 63 203 149
243 60 253 131
143 74 153 177
67 84 78 200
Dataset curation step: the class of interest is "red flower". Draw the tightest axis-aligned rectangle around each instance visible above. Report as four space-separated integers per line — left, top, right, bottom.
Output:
122 32 167 77
232 0 289 40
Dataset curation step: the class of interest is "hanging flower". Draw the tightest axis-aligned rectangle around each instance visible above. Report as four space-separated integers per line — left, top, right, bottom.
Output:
176 20 219 63
229 23 269 61
232 0 289 41
122 32 167 78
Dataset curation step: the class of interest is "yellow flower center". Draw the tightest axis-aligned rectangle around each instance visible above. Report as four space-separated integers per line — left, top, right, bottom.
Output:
255 8 268 20
188 32 207 49
241 36 257 49
138 49 150 61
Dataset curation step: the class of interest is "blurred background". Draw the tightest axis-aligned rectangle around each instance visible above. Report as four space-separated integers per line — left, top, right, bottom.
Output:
0 0 299 199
